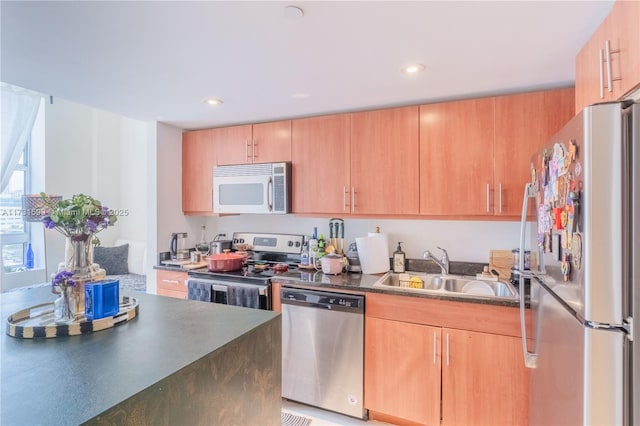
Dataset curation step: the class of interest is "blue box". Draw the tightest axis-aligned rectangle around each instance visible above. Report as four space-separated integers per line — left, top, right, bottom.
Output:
84 280 120 320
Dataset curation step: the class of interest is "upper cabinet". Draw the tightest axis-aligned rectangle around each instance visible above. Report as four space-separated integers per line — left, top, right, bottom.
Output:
575 1 640 112
420 87 575 218
216 120 292 165
182 129 216 215
291 114 351 214
494 87 575 216
420 98 495 216
351 106 420 215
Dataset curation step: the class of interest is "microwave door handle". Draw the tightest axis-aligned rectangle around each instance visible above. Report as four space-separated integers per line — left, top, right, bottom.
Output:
267 176 273 212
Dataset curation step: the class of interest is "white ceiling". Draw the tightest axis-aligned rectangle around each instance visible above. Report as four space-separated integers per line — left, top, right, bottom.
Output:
1 1 614 131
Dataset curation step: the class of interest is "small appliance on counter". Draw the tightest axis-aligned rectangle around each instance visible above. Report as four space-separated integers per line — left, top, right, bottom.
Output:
346 242 362 273
170 232 188 260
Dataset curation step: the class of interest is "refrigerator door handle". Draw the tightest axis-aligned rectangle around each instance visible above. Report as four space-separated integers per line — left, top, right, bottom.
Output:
519 182 538 368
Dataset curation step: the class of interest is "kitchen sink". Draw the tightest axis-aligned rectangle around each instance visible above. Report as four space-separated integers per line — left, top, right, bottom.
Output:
373 272 519 300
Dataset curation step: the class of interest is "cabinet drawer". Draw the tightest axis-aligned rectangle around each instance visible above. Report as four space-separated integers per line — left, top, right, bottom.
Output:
366 292 527 338
157 270 188 298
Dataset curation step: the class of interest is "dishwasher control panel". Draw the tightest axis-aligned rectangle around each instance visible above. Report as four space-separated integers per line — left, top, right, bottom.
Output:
281 288 365 311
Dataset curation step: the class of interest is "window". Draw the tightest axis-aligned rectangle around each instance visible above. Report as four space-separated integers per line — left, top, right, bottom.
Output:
1 142 30 272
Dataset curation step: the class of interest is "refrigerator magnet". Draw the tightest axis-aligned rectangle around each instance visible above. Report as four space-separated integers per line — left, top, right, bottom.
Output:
571 234 582 271
561 253 571 281
552 233 561 260
568 139 577 162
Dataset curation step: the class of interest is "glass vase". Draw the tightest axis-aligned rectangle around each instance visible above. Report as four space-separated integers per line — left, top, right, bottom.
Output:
54 287 76 324
61 235 106 316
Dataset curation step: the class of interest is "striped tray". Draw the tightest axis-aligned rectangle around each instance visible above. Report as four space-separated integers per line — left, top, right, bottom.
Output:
6 296 139 339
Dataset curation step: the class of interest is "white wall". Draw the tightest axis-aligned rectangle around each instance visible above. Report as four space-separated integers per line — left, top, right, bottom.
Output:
42 98 149 278
204 215 523 264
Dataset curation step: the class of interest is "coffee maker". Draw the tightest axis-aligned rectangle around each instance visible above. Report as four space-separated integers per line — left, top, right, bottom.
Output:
346 242 362 273
170 232 189 260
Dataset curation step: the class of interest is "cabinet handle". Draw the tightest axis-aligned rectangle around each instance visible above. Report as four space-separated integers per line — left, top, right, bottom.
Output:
343 186 350 211
252 140 257 161
433 332 437 365
599 48 605 99
245 140 251 161
486 184 491 213
162 279 179 284
351 187 356 213
446 333 450 366
499 183 503 214
604 39 621 93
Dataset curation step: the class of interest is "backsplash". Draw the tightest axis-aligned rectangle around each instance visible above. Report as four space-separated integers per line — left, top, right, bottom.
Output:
187 215 528 264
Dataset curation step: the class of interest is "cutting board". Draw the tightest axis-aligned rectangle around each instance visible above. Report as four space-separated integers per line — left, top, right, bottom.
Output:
489 250 514 280
182 262 208 270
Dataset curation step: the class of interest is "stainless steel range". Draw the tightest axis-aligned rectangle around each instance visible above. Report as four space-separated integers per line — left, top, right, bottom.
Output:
186 232 305 309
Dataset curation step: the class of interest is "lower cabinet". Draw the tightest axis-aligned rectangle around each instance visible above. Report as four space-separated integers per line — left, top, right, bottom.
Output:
156 270 188 299
365 293 529 426
365 317 441 425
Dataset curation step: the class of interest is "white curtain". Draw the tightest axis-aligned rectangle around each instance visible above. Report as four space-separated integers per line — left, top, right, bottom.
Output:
0 82 43 193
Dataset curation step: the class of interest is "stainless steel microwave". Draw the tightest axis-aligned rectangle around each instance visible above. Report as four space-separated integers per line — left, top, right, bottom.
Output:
213 162 291 214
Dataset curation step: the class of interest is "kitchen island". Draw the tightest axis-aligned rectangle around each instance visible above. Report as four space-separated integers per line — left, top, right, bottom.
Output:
1 287 281 425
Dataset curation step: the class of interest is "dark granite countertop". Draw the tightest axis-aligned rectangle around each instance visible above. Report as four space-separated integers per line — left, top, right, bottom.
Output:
1 287 279 425
154 259 522 308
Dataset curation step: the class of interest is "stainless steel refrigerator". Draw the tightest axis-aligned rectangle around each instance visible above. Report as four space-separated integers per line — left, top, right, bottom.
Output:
518 101 638 425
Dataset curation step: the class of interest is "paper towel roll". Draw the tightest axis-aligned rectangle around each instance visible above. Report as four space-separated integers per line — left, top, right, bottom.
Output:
356 234 390 274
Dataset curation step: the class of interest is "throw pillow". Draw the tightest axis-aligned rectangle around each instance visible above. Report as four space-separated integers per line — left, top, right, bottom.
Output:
94 244 129 275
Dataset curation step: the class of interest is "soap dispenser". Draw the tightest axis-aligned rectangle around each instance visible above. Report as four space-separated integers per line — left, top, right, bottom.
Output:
393 242 406 273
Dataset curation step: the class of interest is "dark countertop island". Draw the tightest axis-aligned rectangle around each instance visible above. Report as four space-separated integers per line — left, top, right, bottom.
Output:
1 287 281 425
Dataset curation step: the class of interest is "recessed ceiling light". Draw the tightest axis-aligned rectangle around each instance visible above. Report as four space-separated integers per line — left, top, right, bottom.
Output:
291 93 310 99
284 5 304 20
401 64 426 75
204 98 223 106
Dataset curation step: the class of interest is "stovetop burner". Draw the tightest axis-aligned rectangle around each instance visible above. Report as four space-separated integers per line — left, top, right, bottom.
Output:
191 232 305 283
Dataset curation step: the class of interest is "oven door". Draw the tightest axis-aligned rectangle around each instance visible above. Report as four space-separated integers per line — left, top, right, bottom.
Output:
213 174 273 214
186 278 270 310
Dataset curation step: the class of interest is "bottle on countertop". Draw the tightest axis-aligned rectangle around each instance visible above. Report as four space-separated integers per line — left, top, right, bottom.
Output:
317 233 326 260
309 227 319 267
26 243 35 269
392 242 406 273
196 225 210 254
300 241 310 266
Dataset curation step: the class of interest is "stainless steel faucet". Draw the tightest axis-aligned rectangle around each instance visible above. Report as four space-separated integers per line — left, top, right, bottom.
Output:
423 246 450 275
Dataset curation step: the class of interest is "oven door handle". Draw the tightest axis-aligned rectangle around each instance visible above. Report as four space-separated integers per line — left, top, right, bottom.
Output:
208 282 269 296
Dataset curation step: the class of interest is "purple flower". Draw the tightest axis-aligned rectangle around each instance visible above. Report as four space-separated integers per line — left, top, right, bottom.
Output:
51 270 76 288
42 216 56 229
85 219 98 232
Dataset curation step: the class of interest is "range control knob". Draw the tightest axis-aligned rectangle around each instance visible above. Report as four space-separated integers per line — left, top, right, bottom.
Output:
295 241 301 247
288 241 294 247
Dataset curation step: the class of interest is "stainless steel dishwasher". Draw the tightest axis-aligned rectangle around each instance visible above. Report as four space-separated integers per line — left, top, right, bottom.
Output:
281 287 366 419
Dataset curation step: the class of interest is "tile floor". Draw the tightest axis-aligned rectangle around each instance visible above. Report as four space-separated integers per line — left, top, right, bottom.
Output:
282 399 393 425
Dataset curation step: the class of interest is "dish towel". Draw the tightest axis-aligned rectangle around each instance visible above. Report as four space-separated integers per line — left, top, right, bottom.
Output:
187 279 212 302
226 285 259 309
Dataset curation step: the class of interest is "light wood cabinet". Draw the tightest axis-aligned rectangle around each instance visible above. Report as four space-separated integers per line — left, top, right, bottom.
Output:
212 124 252 166
270 282 282 312
420 98 494 216
441 328 528 426
216 120 291 165
157 269 188 299
419 88 574 218
575 1 640 112
365 292 529 425
365 317 441 425
182 129 216 215
494 87 575 216
351 106 420 215
291 114 351 214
